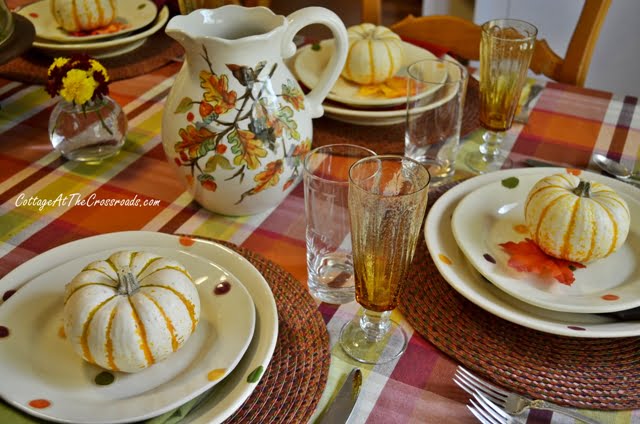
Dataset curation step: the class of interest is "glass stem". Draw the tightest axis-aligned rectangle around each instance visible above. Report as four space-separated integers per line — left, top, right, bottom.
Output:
479 130 505 158
359 309 392 342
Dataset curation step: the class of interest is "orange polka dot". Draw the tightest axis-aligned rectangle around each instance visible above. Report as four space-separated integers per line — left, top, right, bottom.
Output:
513 224 528 234
28 399 51 409
179 236 195 247
207 368 226 381
566 168 582 176
438 254 453 265
602 294 620 301
58 326 66 339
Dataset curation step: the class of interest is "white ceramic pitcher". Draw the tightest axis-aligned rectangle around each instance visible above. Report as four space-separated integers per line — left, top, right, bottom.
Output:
162 6 348 216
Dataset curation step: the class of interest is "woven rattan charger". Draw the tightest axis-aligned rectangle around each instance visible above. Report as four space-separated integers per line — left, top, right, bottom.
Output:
0 32 184 84
398 182 640 411
192 238 330 423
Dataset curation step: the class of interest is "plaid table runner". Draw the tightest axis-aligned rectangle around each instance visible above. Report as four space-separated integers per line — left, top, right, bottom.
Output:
1 57 639 424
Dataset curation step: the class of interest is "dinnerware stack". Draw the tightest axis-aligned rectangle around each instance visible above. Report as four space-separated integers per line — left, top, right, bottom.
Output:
0 232 279 423
424 167 640 338
17 0 169 58
292 38 452 126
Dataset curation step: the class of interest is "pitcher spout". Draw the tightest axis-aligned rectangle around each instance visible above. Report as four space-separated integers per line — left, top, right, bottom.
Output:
165 15 195 49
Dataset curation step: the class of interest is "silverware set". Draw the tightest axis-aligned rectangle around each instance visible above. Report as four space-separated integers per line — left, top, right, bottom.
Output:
454 366 604 424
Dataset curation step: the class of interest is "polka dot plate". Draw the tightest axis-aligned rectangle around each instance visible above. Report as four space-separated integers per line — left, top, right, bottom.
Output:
0 232 278 423
425 167 640 337
451 171 640 313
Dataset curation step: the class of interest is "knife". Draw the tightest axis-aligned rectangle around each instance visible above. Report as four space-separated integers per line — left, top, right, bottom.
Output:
318 368 362 424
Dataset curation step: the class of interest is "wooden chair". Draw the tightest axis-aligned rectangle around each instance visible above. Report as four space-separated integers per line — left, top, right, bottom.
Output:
361 0 611 86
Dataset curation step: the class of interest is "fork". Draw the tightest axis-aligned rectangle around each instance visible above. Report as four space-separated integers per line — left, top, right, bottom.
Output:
454 366 603 424
467 391 521 424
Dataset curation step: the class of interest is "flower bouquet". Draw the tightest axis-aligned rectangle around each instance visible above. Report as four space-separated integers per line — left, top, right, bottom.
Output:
47 54 127 163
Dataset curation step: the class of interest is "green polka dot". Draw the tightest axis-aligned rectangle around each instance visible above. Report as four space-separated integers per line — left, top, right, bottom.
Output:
247 365 264 383
95 371 115 386
501 177 520 189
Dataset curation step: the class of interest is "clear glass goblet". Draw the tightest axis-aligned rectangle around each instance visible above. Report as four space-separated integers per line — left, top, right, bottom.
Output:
465 18 537 174
339 155 430 364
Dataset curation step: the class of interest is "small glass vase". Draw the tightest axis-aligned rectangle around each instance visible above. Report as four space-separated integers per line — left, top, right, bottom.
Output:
48 95 127 163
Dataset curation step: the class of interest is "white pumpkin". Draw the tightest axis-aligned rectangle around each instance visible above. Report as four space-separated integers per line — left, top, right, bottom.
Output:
63 251 200 373
341 23 404 85
524 173 630 263
50 0 117 33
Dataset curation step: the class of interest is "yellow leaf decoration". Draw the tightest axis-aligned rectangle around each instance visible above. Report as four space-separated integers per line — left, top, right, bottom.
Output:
175 125 217 160
281 79 305 111
199 71 238 115
228 128 267 170
252 160 284 194
357 76 415 99
291 138 311 158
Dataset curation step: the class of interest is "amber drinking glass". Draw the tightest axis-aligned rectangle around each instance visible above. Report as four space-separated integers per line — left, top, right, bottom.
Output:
339 155 430 364
466 19 537 173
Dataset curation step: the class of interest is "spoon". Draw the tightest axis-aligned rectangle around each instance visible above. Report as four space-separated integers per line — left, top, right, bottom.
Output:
592 153 640 185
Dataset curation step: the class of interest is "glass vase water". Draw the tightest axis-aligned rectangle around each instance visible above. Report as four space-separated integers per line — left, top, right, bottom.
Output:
48 95 127 163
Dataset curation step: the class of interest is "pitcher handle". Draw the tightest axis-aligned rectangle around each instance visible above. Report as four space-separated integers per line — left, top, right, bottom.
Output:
282 7 348 119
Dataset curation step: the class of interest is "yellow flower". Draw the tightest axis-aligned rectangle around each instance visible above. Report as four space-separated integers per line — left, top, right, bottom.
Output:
48 57 69 76
60 69 97 105
89 59 109 82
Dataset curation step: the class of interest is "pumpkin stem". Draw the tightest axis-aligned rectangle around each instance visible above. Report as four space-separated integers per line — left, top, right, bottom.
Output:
572 181 591 198
116 269 140 295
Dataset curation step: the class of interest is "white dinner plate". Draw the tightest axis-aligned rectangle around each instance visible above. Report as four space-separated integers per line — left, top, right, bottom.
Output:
295 39 442 108
0 232 278 424
425 167 640 338
451 172 640 313
31 6 168 59
319 58 461 126
19 0 157 43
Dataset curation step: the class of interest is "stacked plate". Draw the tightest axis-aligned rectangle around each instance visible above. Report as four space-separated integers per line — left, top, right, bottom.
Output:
0 232 278 423
424 167 640 338
17 0 169 58
293 39 451 126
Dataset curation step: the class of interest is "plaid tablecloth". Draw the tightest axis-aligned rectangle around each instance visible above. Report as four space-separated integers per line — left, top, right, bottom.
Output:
1 54 639 424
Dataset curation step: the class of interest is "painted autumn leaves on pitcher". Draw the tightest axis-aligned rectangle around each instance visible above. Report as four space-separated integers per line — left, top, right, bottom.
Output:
171 47 310 205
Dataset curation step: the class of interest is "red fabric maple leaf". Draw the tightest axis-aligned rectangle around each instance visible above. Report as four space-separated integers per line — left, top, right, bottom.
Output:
499 239 586 286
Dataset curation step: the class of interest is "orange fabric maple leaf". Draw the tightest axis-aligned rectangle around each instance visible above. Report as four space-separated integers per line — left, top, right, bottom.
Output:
499 238 585 286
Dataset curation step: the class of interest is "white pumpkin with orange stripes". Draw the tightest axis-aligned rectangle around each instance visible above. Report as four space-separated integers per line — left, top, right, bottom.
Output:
524 173 630 263
50 0 117 33
63 251 200 373
341 23 404 85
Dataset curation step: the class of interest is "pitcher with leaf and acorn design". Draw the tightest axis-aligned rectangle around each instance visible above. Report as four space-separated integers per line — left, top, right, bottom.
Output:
162 5 348 215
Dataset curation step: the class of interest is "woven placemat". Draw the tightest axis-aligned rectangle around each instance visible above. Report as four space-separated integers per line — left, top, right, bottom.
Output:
398 182 640 410
189 238 329 423
312 77 480 154
0 32 183 84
